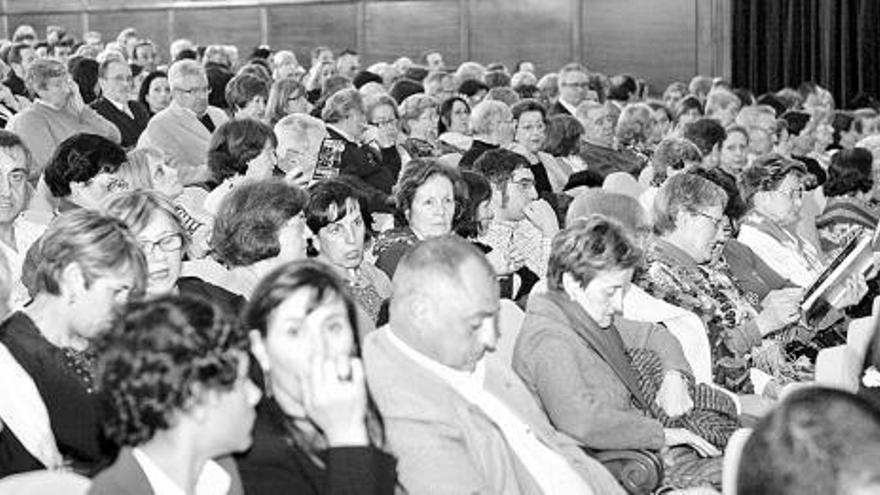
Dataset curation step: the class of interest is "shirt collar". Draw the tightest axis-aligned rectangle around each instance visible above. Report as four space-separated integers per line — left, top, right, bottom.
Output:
385 326 486 390
327 123 357 144
558 98 578 116
35 99 62 111
106 97 129 113
132 447 231 495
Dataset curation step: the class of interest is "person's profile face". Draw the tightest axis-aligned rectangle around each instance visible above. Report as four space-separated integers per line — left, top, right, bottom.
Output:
573 267 634 328
202 352 261 454
422 259 500 371
0 147 29 224
501 168 537 221
71 270 136 339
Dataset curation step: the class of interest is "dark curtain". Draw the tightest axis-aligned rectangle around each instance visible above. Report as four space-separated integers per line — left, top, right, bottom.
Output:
732 0 880 109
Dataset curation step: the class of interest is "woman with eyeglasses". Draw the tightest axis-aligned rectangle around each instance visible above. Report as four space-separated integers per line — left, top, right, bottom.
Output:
103 190 246 314
266 78 312 126
509 99 571 194
0 209 146 476
635 172 810 399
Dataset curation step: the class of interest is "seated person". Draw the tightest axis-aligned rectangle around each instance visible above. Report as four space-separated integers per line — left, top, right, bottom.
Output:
90 58 150 148
237 260 397 494
0 131 46 308
458 99 514 170
0 209 146 476
7 59 120 181
475 148 559 291
225 72 269 121
575 100 641 178
203 119 277 215
137 59 229 185
682 118 727 170
738 387 880 495
318 88 401 199
816 147 879 256
29 133 129 218
363 236 624 494
306 179 391 327
89 295 259 494
398 93 442 159
206 179 309 298
372 159 460 278
103 190 245 313
514 215 732 491
274 113 327 186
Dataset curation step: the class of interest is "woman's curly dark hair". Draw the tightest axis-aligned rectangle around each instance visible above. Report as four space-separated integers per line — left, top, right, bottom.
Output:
94 295 249 447
824 147 874 198
454 170 492 240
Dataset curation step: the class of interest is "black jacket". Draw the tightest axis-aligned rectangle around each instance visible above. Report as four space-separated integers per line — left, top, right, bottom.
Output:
90 97 151 148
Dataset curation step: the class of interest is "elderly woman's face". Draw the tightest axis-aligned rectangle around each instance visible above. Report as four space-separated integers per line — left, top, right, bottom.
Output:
136 213 184 297
757 173 804 226
569 267 634 328
515 110 546 153
409 107 439 142
318 199 366 271
449 100 470 134
677 203 727 264
254 289 354 415
71 269 137 339
407 174 455 239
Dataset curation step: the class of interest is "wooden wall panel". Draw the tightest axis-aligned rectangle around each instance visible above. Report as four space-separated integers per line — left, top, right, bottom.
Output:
267 3 357 66
581 0 697 94
364 0 460 66
89 10 170 61
5 13 83 41
172 7 262 60
468 0 572 74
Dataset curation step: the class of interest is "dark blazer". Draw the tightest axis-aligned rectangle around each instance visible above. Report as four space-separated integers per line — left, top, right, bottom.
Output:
458 139 499 170
548 101 573 116
236 397 397 495
90 97 151 148
88 448 244 495
0 312 113 477
177 276 246 317
317 126 401 198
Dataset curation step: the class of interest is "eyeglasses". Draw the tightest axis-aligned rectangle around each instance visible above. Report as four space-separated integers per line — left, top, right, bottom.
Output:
690 209 725 230
138 233 184 255
777 186 804 200
372 117 398 127
517 123 546 133
561 81 590 88
511 177 536 190
175 85 210 96
106 75 133 83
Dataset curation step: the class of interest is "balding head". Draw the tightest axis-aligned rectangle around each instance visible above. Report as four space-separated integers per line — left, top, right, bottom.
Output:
390 236 499 371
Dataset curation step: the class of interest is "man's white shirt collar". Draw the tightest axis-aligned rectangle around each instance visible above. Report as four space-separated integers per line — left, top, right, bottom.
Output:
132 447 231 495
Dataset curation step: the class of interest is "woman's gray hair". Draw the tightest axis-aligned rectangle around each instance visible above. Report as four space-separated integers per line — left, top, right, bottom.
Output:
398 94 439 133
321 88 364 124
653 172 727 236
469 99 511 136
25 59 66 93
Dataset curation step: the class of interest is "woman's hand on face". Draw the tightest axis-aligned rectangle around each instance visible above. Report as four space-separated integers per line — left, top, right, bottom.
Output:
302 356 369 447
756 287 803 336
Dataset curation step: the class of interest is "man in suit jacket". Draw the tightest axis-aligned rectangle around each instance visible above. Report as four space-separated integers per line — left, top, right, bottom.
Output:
549 63 591 117
137 59 228 185
363 237 624 495
91 58 151 148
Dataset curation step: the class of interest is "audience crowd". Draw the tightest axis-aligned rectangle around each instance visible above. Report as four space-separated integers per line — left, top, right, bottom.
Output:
1 21 880 495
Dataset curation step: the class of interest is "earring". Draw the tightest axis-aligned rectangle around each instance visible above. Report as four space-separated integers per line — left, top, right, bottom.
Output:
261 368 273 398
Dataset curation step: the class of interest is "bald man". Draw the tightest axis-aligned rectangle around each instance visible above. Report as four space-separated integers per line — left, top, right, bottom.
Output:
362 236 623 495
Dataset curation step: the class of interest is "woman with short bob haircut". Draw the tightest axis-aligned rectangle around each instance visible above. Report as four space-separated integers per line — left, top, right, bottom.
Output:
89 295 259 495
210 178 309 297
3 209 146 476
306 178 391 325
372 158 462 278
225 72 270 121
816 147 879 255
236 260 397 494
204 119 278 214
265 78 310 126
510 98 571 193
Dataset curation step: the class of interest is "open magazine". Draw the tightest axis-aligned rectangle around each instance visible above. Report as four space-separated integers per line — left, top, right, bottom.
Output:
801 234 876 325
